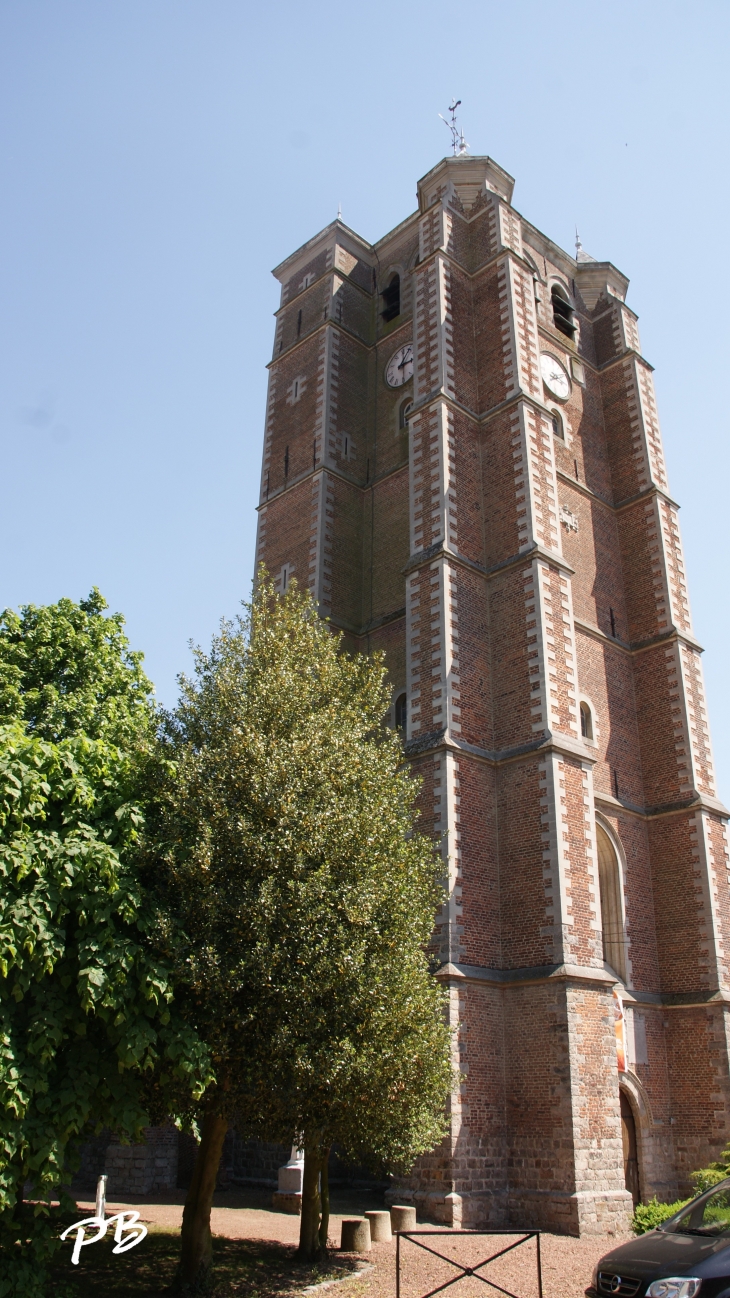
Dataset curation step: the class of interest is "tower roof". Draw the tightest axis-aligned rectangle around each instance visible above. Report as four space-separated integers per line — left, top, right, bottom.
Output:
416 155 515 211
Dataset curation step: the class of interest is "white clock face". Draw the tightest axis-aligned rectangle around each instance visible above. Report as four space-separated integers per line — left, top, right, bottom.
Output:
540 352 571 401
385 345 413 388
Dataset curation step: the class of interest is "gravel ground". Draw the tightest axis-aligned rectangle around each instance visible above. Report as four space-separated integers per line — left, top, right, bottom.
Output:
340 1229 621 1298
72 1188 626 1298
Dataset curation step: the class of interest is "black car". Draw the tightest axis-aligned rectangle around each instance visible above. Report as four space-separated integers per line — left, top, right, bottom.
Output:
586 1180 730 1298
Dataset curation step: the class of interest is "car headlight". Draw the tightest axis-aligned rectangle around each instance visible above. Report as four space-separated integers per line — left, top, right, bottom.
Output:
646 1281 701 1298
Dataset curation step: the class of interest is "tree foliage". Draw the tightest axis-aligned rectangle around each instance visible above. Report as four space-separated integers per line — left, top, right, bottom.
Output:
0 593 209 1298
632 1196 690 1235
690 1142 730 1194
153 577 454 1283
0 589 155 747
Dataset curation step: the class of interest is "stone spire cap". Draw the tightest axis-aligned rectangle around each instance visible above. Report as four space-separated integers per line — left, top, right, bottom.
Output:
575 231 597 264
271 218 372 284
417 155 515 212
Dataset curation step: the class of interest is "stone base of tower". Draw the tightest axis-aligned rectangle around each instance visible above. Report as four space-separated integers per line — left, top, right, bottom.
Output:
387 1181 633 1236
507 1188 633 1237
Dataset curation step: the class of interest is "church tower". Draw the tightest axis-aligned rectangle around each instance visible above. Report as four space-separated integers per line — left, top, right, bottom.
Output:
255 153 730 1235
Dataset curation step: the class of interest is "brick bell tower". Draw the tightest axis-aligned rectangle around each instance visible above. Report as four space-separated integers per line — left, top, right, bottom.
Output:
255 153 730 1235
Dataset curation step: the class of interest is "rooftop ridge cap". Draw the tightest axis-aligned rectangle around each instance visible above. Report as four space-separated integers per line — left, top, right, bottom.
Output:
272 218 372 281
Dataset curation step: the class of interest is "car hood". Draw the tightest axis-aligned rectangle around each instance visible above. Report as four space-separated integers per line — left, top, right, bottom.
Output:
599 1229 730 1278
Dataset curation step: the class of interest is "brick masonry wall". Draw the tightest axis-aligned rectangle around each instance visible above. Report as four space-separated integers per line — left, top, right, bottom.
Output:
256 156 729 1235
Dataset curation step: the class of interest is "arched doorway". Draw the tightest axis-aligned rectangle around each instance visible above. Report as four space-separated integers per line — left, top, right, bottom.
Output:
620 1089 640 1205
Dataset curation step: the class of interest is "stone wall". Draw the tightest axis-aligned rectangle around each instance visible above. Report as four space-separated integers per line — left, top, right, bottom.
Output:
72 1124 180 1197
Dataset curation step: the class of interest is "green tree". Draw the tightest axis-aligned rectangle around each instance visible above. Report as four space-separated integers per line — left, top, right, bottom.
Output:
152 578 454 1290
690 1143 730 1194
0 593 209 1298
0 588 155 747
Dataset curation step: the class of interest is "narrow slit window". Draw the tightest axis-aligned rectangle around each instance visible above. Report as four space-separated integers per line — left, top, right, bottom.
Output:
395 692 408 734
297 309 302 337
399 399 413 430
381 274 401 322
551 285 576 339
580 702 593 740
551 411 564 439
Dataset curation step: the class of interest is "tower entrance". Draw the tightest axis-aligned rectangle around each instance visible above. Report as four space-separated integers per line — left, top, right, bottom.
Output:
620 1090 640 1207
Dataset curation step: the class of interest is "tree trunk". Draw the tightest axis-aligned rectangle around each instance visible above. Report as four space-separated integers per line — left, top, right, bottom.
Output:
318 1146 331 1255
173 1111 229 1293
296 1147 323 1262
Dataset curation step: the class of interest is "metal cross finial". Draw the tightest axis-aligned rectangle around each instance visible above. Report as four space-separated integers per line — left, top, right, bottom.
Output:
439 99 469 156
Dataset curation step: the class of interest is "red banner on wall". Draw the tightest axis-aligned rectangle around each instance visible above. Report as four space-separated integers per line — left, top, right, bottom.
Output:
613 990 626 1072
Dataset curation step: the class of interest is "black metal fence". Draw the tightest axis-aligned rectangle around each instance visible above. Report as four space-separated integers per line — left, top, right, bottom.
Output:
395 1229 543 1298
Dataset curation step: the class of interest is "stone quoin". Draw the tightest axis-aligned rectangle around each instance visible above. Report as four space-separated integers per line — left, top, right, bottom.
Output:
255 153 730 1236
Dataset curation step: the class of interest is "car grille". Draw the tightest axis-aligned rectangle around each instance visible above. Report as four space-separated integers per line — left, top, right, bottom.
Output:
597 1273 643 1297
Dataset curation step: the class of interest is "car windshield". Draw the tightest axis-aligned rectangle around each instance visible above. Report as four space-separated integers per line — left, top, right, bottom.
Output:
664 1185 730 1236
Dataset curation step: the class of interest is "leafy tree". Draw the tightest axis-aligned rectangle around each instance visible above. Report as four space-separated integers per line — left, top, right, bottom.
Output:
0 593 209 1298
0 589 154 747
152 577 454 1289
691 1143 730 1194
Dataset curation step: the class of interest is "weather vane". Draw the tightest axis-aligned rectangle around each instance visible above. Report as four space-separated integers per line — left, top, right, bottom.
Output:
439 99 469 156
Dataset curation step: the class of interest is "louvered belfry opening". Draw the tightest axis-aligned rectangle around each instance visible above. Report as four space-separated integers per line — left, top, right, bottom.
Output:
381 273 400 321
551 284 576 338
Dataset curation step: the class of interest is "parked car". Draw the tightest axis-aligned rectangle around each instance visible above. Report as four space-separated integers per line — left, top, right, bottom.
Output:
586 1180 730 1298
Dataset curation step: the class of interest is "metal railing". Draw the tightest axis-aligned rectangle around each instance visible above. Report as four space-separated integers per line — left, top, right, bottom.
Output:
395 1229 543 1298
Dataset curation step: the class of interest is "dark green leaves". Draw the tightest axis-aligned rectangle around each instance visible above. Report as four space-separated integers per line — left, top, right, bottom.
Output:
156 575 453 1172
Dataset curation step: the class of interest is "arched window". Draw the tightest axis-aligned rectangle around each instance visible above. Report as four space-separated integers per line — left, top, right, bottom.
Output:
580 702 593 740
399 399 413 430
551 411 564 440
394 692 407 734
597 824 628 983
551 284 576 339
381 274 401 322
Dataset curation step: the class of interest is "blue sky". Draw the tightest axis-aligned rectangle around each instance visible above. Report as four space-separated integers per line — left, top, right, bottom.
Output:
1 1 729 794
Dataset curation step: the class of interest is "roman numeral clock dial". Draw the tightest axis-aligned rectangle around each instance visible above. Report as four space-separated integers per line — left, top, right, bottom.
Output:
540 352 571 400
385 344 413 388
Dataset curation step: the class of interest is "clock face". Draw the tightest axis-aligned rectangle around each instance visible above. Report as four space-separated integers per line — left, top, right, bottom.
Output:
540 352 571 401
385 344 413 388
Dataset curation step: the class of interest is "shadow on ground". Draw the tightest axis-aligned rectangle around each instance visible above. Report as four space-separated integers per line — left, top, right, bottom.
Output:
51 1186 384 1297
52 1227 366 1297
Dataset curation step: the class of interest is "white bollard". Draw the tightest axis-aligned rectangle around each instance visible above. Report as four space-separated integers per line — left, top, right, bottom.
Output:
95 1174 107 1221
